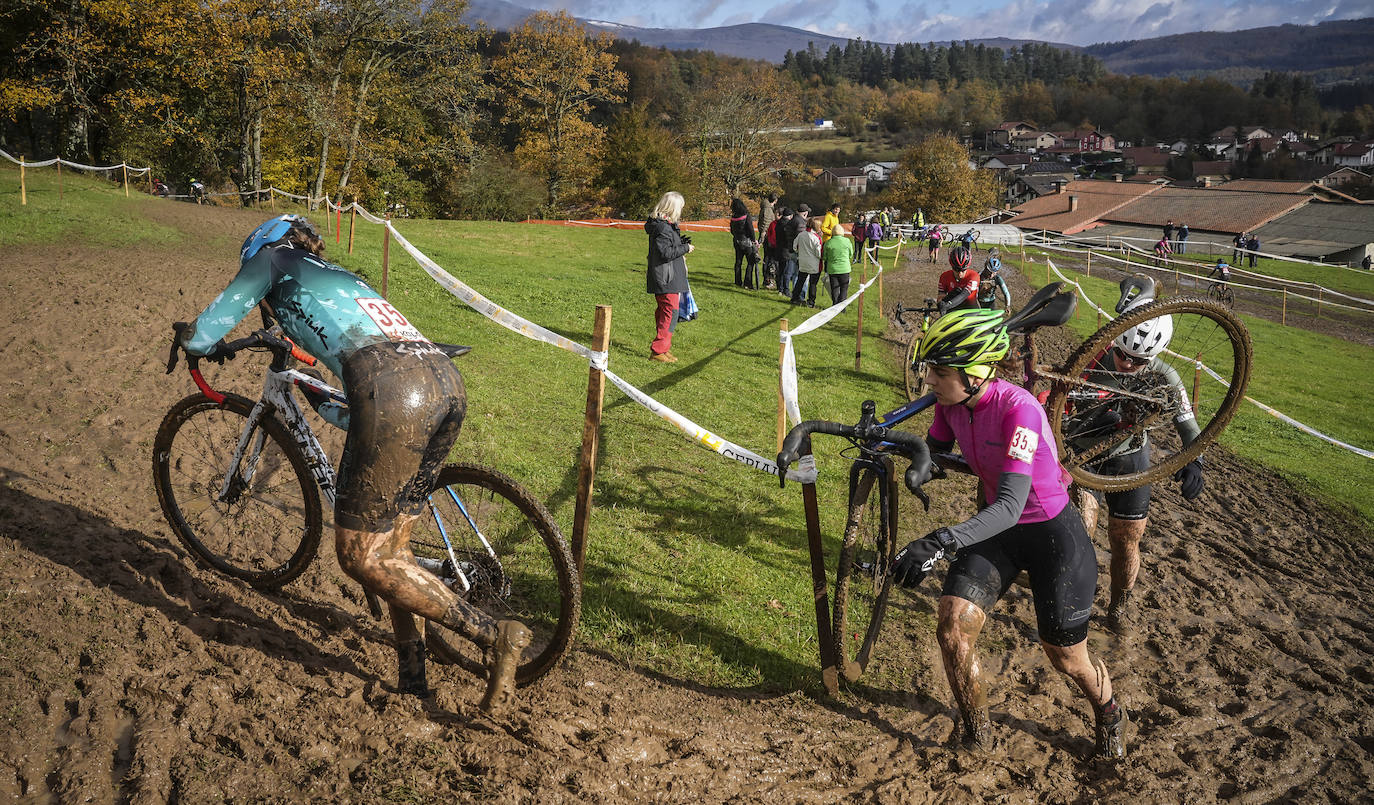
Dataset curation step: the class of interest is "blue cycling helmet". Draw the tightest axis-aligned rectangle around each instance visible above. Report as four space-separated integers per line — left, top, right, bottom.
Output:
241 214 318 263
984 257 1002 273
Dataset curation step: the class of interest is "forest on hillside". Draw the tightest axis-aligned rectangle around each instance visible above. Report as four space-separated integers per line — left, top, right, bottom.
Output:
3 0 1371 221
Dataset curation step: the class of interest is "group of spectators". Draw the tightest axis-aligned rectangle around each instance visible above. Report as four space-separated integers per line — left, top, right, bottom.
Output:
1232 231 1261 268
737 195 866 308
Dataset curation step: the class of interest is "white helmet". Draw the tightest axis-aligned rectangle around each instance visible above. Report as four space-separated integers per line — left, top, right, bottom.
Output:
1114 311 1173 359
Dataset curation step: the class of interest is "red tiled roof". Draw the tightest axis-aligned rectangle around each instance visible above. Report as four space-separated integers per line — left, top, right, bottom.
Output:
1123 147 1170 167
1333 141 1374 156
1213 179 1315 193
1099 186 1308 234
1010 180 1163 234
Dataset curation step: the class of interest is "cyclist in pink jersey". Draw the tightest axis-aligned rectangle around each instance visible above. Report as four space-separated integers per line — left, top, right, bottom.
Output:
890 309 1125 759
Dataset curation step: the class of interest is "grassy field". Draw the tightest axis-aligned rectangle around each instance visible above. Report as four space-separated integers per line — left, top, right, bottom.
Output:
1008 246 1374 523
8 163 1372 694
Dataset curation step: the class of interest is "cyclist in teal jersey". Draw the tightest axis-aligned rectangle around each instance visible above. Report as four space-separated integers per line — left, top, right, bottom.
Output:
178 215 530 711
891 309 1126 759
977 249 1010 310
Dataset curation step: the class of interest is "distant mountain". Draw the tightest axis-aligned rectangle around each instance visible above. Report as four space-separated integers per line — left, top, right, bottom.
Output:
461 0 1064 62
1086 18 1374 81
462 2 1373 84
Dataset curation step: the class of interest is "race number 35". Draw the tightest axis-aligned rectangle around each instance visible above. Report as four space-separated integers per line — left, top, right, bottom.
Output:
357 297 426 342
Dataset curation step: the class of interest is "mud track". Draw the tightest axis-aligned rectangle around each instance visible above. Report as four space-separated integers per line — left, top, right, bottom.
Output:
0 209 1371 802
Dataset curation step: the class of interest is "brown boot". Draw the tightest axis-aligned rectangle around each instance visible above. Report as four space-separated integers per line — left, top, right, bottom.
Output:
478 620 531 715
650 351 678 363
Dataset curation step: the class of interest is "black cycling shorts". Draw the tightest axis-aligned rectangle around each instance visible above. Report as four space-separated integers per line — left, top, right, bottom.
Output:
941 503 1097 647
335 342 466 532
1090 446 1151 521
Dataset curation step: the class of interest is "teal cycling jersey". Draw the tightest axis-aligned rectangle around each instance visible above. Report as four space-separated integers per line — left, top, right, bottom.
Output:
181 245 428 379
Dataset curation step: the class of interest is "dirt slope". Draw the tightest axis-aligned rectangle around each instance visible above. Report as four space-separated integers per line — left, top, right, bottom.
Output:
0 208 1371 803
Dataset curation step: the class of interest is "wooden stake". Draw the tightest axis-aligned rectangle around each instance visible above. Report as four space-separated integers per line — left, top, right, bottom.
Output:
381 217 391 298
1192 353 1202 410
777 318 789 453
799 435 839 695
1282 288 1287 326
855 264 866 371
336 203 342 243
56 159 62 202
122 163 129 197
1086 248 1091 278
347 199 356 254
1019 230 1026 269
19 156 25 205
571 304 612 574
1316 287 1322 319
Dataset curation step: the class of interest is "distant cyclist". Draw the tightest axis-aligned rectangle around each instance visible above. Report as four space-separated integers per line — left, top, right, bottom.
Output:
977 248 1010 311
189 178 206 204
1209 259 1232 283
175 214 531 712
937 246 980 313
927 224 945 263
1070 275 1205 634
892 309 1126 759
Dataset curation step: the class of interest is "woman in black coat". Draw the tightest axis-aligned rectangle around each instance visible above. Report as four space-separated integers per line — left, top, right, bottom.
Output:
729 197 760 289
645 191 694 363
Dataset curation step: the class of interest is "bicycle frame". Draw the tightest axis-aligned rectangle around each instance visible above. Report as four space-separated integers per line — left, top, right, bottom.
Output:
206 360 496 597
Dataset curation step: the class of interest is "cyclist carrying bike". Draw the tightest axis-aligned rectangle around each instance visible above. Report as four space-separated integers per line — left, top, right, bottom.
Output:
175 214 531 712
927 224 944 263
890 309 1125 758
977 248 1010 311
1072 276 1204 634
937 247 980 313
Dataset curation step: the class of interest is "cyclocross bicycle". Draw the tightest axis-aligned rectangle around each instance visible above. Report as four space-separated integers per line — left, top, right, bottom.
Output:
152 313 580 685
895 298 942 401
777 282 1252 687
1207 280 1235 309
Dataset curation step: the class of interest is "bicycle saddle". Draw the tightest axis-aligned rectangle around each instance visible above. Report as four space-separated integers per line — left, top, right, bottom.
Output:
1003 282 1077 335
1115 274 1156 314
436 343 472 358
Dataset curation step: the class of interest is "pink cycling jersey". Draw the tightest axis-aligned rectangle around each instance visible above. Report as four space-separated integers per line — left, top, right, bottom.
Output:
929 378 1070 523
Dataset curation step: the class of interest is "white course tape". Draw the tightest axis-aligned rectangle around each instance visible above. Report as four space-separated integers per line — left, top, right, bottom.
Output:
604 369 818 482
779 267 883 427
1044 258 1372 459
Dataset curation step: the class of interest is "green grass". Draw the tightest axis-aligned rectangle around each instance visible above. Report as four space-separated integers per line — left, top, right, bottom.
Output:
1011 247 1374 523
0 163 188 248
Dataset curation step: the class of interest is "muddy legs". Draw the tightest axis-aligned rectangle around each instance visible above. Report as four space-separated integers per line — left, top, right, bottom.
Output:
1107 516 1148 633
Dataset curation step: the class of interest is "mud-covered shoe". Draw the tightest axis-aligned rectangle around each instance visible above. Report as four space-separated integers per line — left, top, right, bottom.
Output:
478 620 531 715
960 707 994 750
1095 702 1128 760
396 639 429 697
1107 590 1136 635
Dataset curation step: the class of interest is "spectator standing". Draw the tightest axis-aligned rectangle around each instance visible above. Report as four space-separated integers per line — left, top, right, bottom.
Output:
1362 254 1372 271
729 198 760 290
645 191 694 363
1177 222 1190 255
1163 219 1175 252
1232 232 1246 264
820 203 841 244
758 193 779 289
793 216 823 307
822 224 854 304
1246 233 1260 268
774 207 799 298
853 213 869 264
865 217 884 263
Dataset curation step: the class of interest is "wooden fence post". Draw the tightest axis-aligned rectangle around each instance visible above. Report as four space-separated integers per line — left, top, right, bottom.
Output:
122 163 129 197
347 199 356 254
571 304 612 574
19 156 25 205
1282 288 1287 326
335 201 342 243
777 318 789 453
1019 231 1025 269
1086 248 1091 278
1316 287 1323 319
56 159 62 202
1193 353 1202 410
381 216 391 298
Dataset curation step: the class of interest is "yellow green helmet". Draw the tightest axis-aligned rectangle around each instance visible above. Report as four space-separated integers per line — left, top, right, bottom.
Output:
914 309 1009 379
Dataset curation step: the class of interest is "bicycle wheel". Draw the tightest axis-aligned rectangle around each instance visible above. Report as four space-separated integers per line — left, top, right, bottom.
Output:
1045 296 1251 492
414 464 580 686
831 462 897 683
152 393 322 588
903 329 926 401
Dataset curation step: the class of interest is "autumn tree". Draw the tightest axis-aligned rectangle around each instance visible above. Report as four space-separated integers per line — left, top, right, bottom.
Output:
598 105 691 218
884 133 998 223
680 67 799 206
493 11 626 214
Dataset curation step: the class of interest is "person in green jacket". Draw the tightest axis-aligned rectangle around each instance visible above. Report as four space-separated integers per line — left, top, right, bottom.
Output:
822 224 854 305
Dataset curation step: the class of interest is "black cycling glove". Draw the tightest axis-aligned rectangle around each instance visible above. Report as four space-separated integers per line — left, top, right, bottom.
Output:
1173 457 1204 501
892 528 957 588
203 339 237 366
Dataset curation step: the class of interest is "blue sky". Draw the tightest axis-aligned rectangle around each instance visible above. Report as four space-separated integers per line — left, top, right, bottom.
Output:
517 0 1373 47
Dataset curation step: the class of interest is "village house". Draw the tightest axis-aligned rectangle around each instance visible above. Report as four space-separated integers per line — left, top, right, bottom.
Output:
819 166 869 194
1011 131 1059 151
987 121 1039 148
1052 129 1116 152
1330 141 1374 168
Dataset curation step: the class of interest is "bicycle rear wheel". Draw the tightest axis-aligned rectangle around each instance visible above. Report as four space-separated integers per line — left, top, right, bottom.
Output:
152 393 322 588
414 464 580 686
903 330 926 401
831 462 897 683
1046 296 1251 492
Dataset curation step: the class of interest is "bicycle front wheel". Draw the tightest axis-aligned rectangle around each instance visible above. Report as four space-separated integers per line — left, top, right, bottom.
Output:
831 462 897 683
1046 296 1252 492
152 393 322 588
903 330 926 401
413 464 580 686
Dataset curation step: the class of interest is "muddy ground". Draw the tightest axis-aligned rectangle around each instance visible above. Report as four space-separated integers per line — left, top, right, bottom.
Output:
1 206 1372 803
